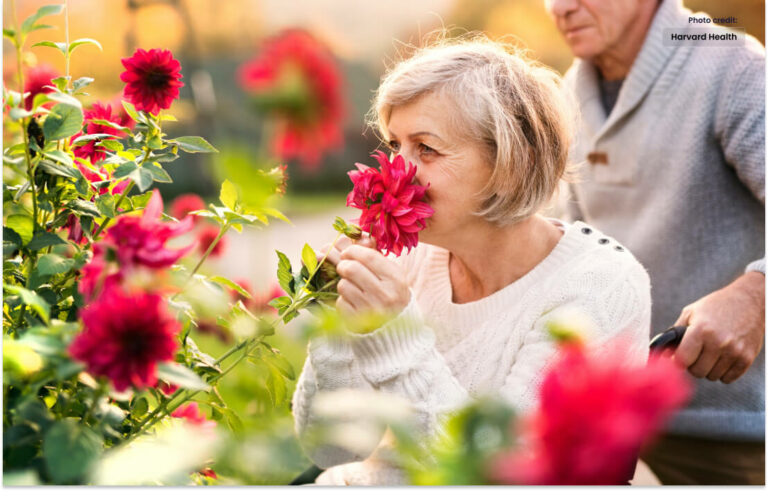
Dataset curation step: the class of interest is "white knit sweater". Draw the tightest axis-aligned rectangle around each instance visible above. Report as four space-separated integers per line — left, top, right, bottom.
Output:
292 220 651 485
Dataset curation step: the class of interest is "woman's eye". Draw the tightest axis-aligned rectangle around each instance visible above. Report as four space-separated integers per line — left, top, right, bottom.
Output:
388 141 401 152
419 143 435 154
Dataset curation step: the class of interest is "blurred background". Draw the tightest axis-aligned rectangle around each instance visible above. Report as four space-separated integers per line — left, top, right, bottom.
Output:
3 0 764 483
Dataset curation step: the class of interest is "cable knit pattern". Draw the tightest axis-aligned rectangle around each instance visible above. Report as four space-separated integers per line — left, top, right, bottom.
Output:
561 0 765 441
292 219 651 484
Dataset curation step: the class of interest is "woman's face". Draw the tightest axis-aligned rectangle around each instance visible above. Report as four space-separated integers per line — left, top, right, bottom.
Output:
386 91 493 247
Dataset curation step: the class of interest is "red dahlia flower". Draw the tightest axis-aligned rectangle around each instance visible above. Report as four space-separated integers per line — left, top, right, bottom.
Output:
490 341 691 485
237 29 344 170
120 48 184 114
70 287 180 391
23 64 59 110
197 225 226 257
170 193 206 224
346 151 433 256
72 102 127 163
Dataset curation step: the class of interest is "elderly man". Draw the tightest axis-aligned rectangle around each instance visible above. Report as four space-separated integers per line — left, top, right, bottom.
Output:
545 0 765 485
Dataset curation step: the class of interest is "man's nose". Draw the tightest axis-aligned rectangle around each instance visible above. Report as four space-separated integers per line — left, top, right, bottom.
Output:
545 0 579 18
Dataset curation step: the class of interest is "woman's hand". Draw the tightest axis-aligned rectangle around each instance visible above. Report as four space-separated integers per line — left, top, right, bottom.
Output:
319 235 411 318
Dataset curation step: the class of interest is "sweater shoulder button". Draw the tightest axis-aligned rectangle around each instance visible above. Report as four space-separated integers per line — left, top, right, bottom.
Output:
598 238 609 245
581 227 592 235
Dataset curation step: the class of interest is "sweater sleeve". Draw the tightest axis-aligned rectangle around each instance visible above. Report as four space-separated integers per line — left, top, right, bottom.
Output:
291 335 382 469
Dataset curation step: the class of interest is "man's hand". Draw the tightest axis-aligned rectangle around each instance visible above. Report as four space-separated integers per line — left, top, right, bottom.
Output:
673 272 765 383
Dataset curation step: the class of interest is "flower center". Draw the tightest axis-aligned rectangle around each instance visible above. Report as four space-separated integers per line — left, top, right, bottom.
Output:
144 70 172 89
122 331 149 357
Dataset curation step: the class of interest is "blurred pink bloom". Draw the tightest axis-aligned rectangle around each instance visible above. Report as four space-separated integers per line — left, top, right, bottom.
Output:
346 151 433 256
172 402 216 430
170 193 206 224
490 342 692 485
237 29 344 170
23 64 59 110
70 287 180 391
197 225 226 257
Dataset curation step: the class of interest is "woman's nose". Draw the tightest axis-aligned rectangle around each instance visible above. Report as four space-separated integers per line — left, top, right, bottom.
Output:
545 0 579 18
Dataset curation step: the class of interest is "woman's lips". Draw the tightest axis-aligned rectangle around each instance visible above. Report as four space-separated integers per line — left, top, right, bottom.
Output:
565 25 591 38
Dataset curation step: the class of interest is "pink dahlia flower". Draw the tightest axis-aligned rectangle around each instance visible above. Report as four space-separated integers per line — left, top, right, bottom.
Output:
196 225 226 257
346 151 433 256
490 341 691 485
72 102 127 163
171 402 216 430
120 48 184 114
70 287 180 391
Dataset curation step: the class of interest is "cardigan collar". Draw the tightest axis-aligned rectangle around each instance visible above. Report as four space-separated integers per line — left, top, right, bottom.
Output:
571 0 690 139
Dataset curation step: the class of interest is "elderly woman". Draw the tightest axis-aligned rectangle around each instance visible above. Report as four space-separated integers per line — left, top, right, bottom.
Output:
292 37 651 485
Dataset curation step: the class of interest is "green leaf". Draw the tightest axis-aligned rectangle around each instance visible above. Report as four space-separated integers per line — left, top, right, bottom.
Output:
4 285 50 323
120 100 142 123
66 199 101 217
38 159 79 179
72 77 94 92
95 194 115 218
43 420 101 484
156 362 210 391
112 160 138 179
9 107 34 120
275 251 294 295
20 4 64 37
50 76 69 91
128 167 154 192
265 349 296 380
37 254 75 275
265 365 287 406
68 38 102 54
44 149 74 166
302 243 318 274
130 397 149 418
71 133 115 145
268 296 291 310
27 231 67 250
130 191 153 210
3 28 16 46
261 207 291 224
96 139 123 152
171 136 218 153
5 215 34 245
31 40 66 54
219 179 238 210
145 163 172 183
208 276 251 298
42 104 84 141
44 91 82 108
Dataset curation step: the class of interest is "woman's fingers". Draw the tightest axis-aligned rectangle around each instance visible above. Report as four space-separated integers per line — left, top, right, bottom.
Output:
340 245 392 280
337 278 365 313
336 259 381 295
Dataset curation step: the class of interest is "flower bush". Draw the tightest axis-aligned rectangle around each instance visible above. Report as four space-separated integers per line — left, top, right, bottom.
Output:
2 4 304 485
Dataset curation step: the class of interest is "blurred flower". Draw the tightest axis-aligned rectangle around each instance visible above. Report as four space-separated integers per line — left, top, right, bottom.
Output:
105 189 195 268
197 225 226 257
172 402 216 430
120 48 184 114
195 319 232 343
79 190 194 301
66 214 86 245
23 64 59 110
346 151 434 256
170 193 206 224
72 102 127 163
75 161 130 196
70 287 180 391
198 468 218 480
490 341 691 485
237 29 344 169
157 380 179 395
250 283 285 313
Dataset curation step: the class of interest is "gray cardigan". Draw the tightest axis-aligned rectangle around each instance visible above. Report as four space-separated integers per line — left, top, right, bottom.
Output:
563 0 765 441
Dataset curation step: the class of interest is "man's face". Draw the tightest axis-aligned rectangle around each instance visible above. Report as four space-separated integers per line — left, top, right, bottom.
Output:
544 0 645 59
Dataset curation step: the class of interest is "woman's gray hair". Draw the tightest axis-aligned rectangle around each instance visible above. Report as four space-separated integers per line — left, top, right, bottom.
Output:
369 33 578 225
